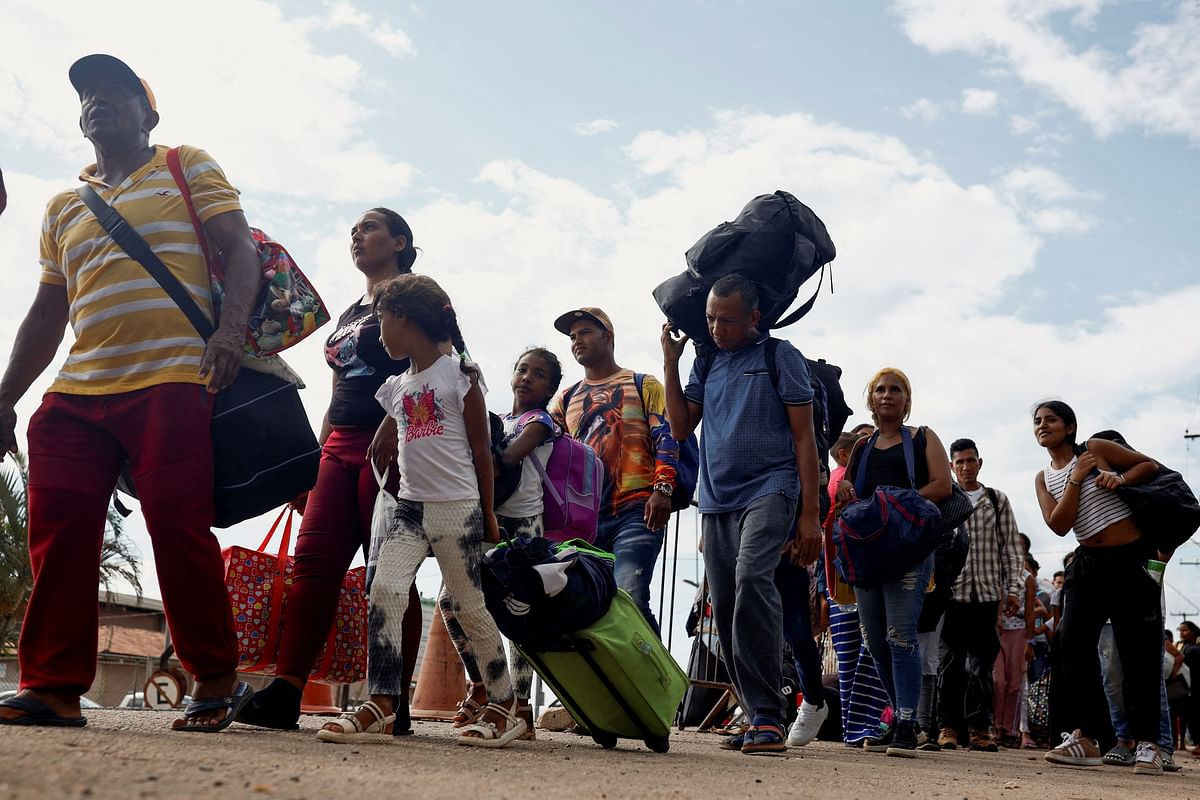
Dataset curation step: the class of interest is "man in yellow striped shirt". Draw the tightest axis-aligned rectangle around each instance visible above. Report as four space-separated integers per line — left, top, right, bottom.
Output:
0 54 260 732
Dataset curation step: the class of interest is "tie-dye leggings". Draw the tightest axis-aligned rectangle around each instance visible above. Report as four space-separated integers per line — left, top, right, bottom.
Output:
368 498 513 703
441 513 543 700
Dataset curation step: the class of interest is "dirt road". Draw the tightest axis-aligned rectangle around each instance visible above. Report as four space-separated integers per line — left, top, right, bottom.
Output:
2 710 1195 799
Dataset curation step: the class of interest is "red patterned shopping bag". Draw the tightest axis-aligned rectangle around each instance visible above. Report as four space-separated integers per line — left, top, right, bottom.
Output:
222 508 367 682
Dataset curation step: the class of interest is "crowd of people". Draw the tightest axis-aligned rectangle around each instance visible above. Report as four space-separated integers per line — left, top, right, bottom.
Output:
0 53 1192 780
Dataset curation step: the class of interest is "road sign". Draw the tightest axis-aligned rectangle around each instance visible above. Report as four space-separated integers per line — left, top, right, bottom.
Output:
144 670 186 709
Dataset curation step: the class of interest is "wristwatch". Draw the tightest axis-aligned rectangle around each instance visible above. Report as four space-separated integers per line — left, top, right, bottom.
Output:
653 481 674 497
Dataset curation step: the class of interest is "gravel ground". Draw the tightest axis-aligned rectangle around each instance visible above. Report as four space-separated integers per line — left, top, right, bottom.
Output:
1 710 1197 799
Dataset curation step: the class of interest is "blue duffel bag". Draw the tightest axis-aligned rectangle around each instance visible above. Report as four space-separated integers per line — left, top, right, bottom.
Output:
832 428 942 587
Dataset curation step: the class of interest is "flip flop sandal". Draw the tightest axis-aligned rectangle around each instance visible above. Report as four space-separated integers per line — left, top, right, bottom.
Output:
741 723 787 755
456 703 528 749
1103 742 1136 767
175 682 253 733
0 695 87 728
316 700 396 743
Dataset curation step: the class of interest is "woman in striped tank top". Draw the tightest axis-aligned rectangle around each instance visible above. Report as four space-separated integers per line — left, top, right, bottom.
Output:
1032 400 1164 775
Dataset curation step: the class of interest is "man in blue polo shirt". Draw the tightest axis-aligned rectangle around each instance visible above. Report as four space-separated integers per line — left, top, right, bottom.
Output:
661 273 822 755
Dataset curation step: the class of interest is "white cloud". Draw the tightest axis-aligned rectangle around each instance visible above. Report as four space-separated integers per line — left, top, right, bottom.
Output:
962 87 999 115
895 0 1200 141
0 0 416 202
570 118 619 136
900 98 942 121
325 0 416 58
1009 114 1039 134
997 165 1098 234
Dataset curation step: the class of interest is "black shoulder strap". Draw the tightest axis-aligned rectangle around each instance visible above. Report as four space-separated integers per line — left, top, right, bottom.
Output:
560 381 582 436
633 372 647 416
763 336 781 395
75 185 215 341
986 487 1003 541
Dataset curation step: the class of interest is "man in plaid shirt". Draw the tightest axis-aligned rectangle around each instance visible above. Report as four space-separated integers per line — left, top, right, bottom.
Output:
936 438 1024 751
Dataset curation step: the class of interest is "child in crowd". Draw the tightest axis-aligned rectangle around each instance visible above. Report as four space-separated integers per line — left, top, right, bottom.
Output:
318 274 523 747
445 347 563 737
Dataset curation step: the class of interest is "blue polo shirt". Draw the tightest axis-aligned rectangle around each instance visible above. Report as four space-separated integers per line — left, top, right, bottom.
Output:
683 335 814 513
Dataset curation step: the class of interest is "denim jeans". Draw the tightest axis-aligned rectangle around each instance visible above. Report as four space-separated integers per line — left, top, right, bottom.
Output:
702 492 796 721
856 554 934 723
774 556 825 706
595 499 663 634
1099 620 1174 751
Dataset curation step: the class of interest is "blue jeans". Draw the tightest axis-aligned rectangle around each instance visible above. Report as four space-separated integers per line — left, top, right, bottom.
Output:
775 557 825 706
1099 621 1173 751
855 554 933 724
595 499 663 634
702 492 797 721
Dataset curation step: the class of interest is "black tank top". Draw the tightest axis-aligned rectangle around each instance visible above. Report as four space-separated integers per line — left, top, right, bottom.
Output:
847 427 930 496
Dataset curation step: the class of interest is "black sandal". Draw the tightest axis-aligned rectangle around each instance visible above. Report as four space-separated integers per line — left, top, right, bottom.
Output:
235 679 301 730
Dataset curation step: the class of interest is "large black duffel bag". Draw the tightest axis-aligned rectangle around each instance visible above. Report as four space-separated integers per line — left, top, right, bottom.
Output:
652 190 835 353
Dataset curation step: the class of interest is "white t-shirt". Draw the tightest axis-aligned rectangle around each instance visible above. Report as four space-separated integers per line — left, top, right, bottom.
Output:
965 486 987 506
376 354 483 503
495 410 557 519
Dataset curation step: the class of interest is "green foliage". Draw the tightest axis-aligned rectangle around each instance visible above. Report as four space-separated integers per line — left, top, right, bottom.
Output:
0 453 143 654
0 453 30 653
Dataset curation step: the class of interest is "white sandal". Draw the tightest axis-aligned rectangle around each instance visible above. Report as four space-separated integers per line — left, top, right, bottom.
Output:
452 682 486 728
456 702 528 748
315 700 396 743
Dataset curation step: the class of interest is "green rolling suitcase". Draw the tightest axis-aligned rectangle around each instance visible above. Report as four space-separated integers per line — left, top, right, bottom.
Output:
516 589 688 753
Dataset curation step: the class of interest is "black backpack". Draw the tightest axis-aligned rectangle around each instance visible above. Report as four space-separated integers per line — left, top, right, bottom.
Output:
1087 431 1200 554
652 190 835 355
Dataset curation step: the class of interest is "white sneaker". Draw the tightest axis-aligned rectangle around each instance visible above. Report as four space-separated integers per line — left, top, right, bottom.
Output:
1134 742 1163 776
1045 729 1102 767
787 700 828 747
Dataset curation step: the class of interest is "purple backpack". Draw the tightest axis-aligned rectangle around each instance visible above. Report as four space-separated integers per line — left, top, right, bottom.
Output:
521 411 602 543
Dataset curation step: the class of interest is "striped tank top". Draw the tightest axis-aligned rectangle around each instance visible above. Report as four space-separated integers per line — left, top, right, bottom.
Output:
1043 456 1132 542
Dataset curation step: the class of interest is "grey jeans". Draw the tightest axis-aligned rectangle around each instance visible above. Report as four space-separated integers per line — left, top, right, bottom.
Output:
702 492 796 722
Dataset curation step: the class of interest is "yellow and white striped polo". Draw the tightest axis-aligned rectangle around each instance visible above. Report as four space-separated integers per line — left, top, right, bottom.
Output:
39 144 243 395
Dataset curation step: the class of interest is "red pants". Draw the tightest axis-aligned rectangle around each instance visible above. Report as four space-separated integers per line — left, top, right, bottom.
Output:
21 384 237 694
276 427 422 686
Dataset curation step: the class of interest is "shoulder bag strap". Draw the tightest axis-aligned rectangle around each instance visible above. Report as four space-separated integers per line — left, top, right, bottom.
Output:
852 430 879 497
164 147 214 267
901 426 918 489
560 381 582 436
74 184 215 341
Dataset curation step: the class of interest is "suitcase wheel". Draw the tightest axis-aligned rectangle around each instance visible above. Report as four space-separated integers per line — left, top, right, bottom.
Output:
645 735 670 753
592 731 618 749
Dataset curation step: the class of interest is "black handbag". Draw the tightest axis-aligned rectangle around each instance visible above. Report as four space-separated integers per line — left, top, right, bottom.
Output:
75 186 320 528
939 483 976 530
1116 464 1200 553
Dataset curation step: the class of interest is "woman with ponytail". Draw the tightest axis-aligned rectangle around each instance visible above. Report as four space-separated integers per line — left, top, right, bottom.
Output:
237 209 424 733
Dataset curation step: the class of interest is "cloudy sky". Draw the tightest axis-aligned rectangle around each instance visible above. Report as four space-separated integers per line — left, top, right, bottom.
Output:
3 0 1200 649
